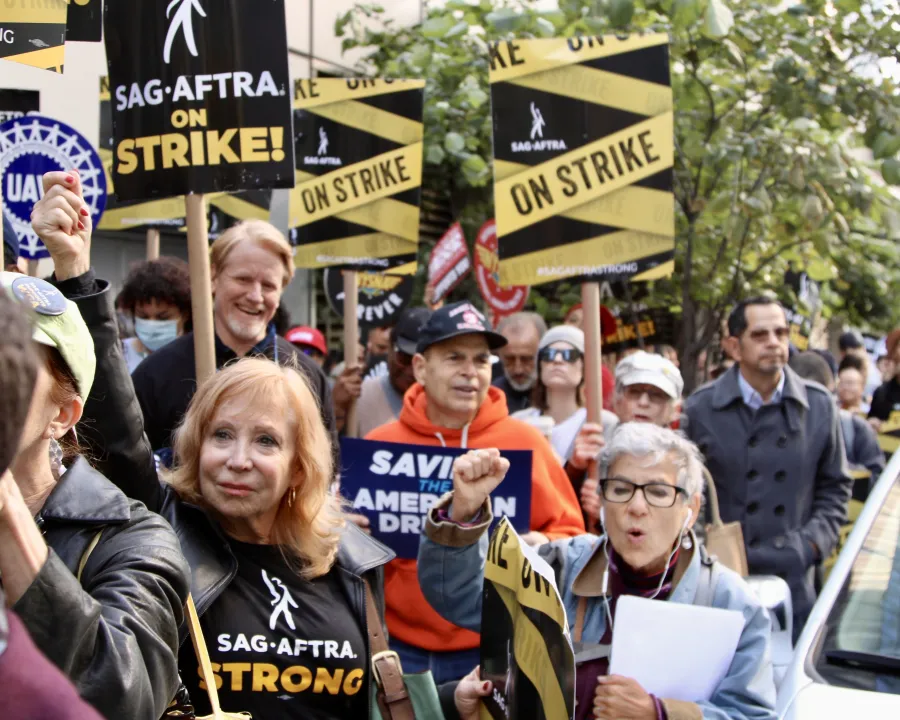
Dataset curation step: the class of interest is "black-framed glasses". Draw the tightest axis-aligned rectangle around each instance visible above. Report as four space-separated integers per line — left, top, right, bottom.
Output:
539 347 582 364
600 478 687 508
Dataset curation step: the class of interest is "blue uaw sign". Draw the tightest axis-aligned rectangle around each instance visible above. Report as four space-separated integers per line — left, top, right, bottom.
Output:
0 115 107 259
340 438 533 559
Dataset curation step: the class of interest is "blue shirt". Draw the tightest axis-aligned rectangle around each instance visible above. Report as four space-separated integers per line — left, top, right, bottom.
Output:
738 370 785 411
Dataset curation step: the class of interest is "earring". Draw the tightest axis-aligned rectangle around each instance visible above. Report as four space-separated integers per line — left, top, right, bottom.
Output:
287 487 297 507
49 437 64 479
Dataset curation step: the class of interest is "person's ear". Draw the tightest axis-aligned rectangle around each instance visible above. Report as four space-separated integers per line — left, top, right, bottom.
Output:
412 352 428 386
48 395 84 440
723 335 741 363
687 493 702 530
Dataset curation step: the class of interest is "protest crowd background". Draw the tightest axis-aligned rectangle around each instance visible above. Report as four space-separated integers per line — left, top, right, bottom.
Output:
2 1 900 720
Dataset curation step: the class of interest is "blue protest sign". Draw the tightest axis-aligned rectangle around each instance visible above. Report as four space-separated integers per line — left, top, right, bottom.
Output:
0 115 108 259
340 438 533 560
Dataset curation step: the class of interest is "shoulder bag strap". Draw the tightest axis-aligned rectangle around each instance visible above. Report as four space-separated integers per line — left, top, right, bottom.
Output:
573 596 587 644
185 594 224 718
363 579 415 720
77 530 104 583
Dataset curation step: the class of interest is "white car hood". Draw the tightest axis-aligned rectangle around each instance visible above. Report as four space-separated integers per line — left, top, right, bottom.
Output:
784 682 900 718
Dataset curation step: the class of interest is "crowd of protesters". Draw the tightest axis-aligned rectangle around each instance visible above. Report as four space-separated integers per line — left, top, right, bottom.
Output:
0 170 896 719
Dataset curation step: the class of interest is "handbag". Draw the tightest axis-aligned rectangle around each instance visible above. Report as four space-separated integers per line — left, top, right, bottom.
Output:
703 467 749 577
364 581 445 720
182 595 253 720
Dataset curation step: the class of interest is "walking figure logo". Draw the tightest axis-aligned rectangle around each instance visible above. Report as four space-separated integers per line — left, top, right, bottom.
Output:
164 0 207 64
529 102 545 140
262 569 299 631
317 127 329 156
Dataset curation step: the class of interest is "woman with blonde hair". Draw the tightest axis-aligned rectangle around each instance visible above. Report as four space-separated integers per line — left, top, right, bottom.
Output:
31 172 397 719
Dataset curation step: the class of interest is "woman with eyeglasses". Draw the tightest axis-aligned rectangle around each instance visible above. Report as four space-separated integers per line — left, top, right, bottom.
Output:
418 423 777 720
513 326 618 464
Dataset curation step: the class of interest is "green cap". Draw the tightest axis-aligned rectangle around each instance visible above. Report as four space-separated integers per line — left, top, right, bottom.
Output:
0 272 95 399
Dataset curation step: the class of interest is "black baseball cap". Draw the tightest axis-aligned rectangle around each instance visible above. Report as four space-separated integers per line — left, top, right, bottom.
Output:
391 307 433 355
415 301 508 354
838 331 864 351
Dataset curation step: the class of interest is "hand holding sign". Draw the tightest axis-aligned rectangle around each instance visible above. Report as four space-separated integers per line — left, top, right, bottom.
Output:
451 448 510 523
31 171 93 280
570 421 606 472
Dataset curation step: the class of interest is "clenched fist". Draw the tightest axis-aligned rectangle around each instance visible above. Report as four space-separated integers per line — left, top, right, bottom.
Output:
450 448 510 523
569 422 605 471
30 170 92 280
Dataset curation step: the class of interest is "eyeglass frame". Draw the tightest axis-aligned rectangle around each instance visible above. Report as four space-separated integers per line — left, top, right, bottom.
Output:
599 477 689 509
538 347 583 364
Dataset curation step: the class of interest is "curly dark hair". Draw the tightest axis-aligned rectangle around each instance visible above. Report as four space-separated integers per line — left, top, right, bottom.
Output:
0 291 39 475
118 257 192 324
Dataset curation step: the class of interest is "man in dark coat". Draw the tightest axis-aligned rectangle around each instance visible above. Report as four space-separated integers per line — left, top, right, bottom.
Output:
683 297 851 637
131 221 335 455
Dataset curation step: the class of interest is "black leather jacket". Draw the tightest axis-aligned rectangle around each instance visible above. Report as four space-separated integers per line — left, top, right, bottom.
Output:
61 272 396 711
13 457 190 719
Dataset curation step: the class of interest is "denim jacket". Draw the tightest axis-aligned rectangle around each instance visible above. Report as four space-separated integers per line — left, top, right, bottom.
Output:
418 494 777 720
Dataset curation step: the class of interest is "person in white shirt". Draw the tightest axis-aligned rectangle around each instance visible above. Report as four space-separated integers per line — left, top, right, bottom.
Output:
514 325 618 463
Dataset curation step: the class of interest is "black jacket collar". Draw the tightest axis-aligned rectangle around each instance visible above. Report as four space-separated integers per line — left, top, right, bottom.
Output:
334 522 395 577
39 457 131 525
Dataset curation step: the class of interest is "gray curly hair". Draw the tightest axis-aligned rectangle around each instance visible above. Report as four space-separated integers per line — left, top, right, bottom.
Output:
601 423 706 498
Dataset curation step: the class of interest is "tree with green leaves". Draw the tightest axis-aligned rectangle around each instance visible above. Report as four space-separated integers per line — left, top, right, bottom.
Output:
337 0 900 391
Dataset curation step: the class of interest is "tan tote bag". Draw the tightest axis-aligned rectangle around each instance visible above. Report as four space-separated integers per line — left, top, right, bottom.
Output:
703 467 749 577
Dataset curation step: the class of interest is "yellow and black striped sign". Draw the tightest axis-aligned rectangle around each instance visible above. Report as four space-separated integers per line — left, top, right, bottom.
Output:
489 35 674 287
288 78 424 274
481 517 574 720
0 2 67 73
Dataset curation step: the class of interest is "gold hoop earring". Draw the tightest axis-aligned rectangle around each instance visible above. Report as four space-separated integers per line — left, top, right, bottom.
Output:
288 487 297 507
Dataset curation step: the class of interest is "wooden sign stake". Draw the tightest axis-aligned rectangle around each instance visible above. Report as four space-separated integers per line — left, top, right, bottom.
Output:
185 193 216 386
582 281 603 486
343 269 360 438
146 227 160 260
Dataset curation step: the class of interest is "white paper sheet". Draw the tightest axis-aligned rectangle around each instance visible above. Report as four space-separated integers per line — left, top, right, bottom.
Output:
609 595 744 702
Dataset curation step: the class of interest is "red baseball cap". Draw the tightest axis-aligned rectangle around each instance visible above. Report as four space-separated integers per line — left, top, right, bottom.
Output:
285 326 327 355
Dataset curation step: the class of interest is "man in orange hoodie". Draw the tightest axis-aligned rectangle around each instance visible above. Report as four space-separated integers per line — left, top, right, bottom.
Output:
366 301 585 683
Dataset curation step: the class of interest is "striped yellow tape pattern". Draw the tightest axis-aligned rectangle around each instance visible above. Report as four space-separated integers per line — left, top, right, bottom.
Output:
489 35 675 287
289 79 423 273
483 517 573 719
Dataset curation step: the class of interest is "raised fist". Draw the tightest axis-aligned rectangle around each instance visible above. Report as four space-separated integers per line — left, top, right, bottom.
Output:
30 170 92 280
450 448 510 523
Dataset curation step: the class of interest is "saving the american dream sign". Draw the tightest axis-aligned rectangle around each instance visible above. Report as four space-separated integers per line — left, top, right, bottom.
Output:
339 438 532 559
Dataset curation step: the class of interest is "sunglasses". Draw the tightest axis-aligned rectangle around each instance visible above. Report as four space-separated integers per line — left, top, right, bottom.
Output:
539 347 582 363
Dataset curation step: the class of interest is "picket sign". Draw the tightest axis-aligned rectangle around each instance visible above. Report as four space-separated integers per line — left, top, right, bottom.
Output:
344 270 360 438
185 194 216 385
146 227 160 261
582 282 603 488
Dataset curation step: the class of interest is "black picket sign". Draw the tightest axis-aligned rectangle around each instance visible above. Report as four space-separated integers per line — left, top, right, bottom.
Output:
103 0 295 201
0 90 40 124
66 0 103 42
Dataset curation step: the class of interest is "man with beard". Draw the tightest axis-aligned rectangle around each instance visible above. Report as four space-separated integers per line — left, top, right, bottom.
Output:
356 307 432 436
132 220 335 454
492 312 546 413
682 297 851 635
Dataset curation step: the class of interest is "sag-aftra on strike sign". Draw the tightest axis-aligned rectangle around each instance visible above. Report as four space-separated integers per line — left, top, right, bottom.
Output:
104 0 294 201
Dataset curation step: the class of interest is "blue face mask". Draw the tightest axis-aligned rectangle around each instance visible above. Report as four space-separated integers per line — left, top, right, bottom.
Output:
134 317 179 352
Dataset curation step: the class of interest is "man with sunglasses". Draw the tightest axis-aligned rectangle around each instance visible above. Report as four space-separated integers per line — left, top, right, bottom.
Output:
683 296 851 635
356 307 432 437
